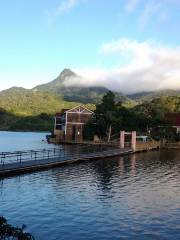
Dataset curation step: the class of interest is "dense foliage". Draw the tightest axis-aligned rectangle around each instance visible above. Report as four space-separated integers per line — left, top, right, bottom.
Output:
0 69 135 131
84 91 148 141
0 88 94 131
128 90 180 103
84 92 179 141
0 87 80 116
0 107 54 131
0 216 34 240
135 96 180 114
1 73 180 133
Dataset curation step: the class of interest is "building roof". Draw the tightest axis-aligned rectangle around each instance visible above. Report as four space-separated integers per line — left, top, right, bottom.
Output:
66 105 94 114
55 105 93 117
165 113 180 126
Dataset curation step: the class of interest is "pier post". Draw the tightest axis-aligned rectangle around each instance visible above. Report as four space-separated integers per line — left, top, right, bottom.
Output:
120 131 125 149
131 131 136 152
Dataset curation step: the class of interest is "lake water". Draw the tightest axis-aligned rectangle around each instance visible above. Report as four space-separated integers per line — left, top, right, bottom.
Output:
0 132 180 240
0 131 50 152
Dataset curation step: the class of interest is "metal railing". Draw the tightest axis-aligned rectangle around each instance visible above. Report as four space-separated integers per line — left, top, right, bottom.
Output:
0 148 63 165
0 144 122 169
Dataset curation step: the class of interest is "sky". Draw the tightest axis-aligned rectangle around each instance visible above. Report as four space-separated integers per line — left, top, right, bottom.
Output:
1 0 180 93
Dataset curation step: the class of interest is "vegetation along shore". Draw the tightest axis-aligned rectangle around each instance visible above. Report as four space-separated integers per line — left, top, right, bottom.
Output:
0 69 180 142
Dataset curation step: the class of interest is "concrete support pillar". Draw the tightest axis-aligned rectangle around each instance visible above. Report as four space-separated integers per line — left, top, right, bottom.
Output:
120 131 125 148
54 117 56 130
131 131 136 152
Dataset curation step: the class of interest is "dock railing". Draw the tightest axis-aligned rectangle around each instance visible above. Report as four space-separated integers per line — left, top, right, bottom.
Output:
0 143 125 171
0 148 64 165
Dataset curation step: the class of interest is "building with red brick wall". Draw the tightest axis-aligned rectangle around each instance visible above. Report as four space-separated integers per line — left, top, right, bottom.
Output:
54 106 93 142
165 113 180 133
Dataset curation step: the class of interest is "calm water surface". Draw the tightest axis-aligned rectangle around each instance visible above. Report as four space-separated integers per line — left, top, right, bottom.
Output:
0 131 50 152
0 132 180 240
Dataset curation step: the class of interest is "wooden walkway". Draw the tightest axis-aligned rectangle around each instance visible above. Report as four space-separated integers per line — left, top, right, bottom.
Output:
135 141 160 152
0 145 132 178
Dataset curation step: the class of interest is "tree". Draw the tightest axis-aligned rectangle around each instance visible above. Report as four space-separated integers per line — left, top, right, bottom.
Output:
0 216 35 240
84 91 122 141
95 91 117 141
84 91 178 142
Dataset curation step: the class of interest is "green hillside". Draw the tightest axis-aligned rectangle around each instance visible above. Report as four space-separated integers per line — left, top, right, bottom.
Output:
0 68 133 131
135 96 180 114
128 90 180 103
0 87 81 116
133 96 180 130
1 68 180 132
1 89 180 132
33 69 108 103
34 69 133 104
0 108 54 131
0 87 94 131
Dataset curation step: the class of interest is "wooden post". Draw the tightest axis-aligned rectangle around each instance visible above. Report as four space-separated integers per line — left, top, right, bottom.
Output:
120 131 125 148
107 125 112 143
54 117 56 131
131 131 136 152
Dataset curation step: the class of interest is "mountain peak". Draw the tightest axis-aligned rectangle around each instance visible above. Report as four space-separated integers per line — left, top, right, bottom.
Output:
1 87 27 94
59 68 77 79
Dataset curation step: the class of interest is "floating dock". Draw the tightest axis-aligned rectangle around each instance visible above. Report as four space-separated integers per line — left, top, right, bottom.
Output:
0 145 132 178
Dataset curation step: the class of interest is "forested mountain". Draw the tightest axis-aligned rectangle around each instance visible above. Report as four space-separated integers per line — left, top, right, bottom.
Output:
0 86 93 131
135 96 180 116
33 69 109 103
0 69 132 131
0 108 53 131
35 68 179 104
1 68 180 131
33 68 131 104
0 87 80 116
128 90 180 103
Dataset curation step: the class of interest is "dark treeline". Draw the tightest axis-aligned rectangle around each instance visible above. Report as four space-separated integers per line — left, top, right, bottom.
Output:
84 91 178 141
1 90 180 141
0 108 53 131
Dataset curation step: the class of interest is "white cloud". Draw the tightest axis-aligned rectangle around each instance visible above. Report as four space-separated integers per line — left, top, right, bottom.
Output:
65 38 180 94
52 0 78 15
139 1 162 30
46 0 87 24
125 0 141 13
2 38 180 94
124 0 180 30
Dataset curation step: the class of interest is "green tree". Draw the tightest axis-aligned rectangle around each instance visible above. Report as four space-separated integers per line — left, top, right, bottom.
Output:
0 216 35 240
84 92 125 141
95 91 117 141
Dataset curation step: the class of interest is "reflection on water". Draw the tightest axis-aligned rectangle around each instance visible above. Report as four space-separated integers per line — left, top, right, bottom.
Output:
0 149 180 240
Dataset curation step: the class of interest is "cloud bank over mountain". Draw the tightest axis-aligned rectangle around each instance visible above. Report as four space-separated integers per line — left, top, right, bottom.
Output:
62 38 180 94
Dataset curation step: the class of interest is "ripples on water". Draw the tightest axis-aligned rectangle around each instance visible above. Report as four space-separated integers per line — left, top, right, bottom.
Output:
0 149 180 240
